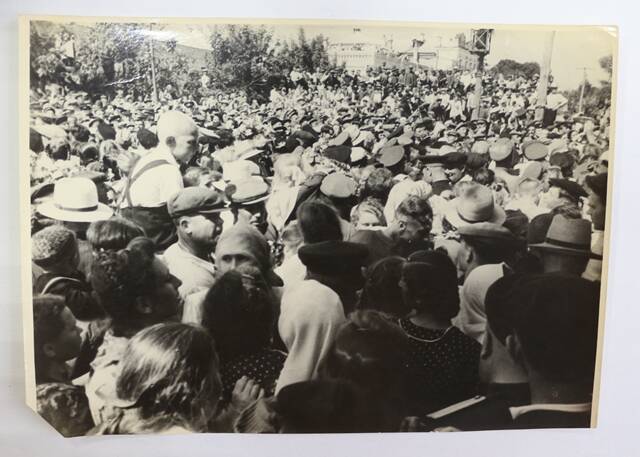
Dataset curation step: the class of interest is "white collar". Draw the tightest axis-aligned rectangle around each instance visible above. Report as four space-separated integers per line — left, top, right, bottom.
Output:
510 402 591 419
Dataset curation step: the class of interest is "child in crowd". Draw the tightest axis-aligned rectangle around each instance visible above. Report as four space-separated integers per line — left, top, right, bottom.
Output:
33 294 82 384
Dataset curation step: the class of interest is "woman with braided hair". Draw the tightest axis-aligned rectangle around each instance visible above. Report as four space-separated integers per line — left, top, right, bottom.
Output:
72 236 182 425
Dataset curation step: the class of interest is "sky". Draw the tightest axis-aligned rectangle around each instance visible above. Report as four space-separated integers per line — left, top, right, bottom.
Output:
74 20 616 91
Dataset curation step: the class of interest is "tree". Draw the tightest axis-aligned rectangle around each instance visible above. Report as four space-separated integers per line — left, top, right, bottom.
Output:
490 59 541 79
207 25 277 101
599 55 613 81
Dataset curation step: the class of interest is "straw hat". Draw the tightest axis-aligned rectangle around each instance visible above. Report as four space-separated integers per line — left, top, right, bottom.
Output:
37 177 113 223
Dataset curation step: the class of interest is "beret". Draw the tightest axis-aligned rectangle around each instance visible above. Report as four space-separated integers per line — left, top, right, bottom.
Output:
167 187 226 218
377 145 405 168
298 241 369 275
320 172 357 199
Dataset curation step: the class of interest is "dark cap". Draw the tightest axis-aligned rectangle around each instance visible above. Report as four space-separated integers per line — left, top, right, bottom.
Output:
167 187 226 218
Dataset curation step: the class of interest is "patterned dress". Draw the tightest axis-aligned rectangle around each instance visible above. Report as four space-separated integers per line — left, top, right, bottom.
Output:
398 318 481 415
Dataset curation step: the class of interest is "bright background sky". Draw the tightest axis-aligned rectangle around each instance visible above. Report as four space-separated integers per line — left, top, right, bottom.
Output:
156 22 615 91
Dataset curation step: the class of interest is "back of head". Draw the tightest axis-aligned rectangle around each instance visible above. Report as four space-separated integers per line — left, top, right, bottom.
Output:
296 200 343 244
275 379 361 433
359 256 408 317
402 249 460 319
86 217 145 252
320 310 408 392
90 237 155 322
511 274 600 383
33 294 66 370
116 322 221 427
201 269 273 361
157 111 198 144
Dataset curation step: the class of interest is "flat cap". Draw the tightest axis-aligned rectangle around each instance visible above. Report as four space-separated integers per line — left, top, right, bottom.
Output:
320 172 357 199
489 138 513 161
377 145 405 168
167 187 226 218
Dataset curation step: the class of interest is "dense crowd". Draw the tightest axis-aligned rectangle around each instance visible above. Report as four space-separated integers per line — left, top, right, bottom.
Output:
28 59 610 436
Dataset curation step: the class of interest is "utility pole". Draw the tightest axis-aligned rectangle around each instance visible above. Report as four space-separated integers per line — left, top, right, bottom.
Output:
149 23 159 103
535 30 555 122
469 29 493 120
577 66 591 114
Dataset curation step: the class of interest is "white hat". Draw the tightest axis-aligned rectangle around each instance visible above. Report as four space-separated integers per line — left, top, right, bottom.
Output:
37 177 113 223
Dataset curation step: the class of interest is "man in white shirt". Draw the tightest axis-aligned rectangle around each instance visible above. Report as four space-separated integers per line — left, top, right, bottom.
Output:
120 111 199 250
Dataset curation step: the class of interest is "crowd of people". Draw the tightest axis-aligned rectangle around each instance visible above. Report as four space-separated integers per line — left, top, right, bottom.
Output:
28 57 610 436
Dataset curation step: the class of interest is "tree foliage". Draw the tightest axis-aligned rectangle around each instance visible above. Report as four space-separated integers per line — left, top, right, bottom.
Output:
490 59 541 79
564 55 613 116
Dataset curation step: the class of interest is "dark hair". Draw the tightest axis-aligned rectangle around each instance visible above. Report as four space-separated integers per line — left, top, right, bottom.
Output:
511 275 600 383
33 295 66 367
79 144 99 165
396 195 433 231
116 323 221 430
358 256 408 317
201 268 274 361
37 383 93 437
361 168 394 203
318 310 409 431
90 237 156 323
275 379 361 433
296 200 343 243
401 250 460 320
471 167 495 186
461 234 517 265
86 217 145 252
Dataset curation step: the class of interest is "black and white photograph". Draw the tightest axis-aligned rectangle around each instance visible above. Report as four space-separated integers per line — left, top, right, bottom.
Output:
20 16 616 437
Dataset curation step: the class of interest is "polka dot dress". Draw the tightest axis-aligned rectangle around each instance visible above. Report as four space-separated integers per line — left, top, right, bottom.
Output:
221 348 287 401
399 318 481 415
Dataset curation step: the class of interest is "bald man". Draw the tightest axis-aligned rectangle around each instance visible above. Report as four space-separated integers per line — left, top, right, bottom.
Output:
120 111 199 250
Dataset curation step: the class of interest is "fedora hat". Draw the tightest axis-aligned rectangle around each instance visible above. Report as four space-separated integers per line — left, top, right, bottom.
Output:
37 177 113 223
529 214 592 257
445 184 506 228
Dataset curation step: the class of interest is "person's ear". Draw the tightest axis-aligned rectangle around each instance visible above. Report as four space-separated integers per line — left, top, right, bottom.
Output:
505 333 526 369
42 343 57 359
165 136 176 148
480 328 493 360
179 217 191 234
